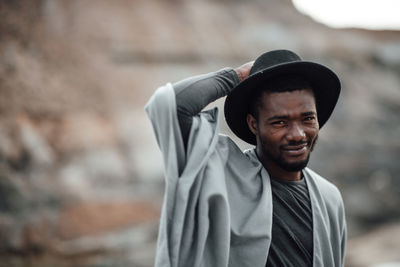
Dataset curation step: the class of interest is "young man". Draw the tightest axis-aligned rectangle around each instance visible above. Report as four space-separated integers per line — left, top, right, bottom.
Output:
146 50 347 267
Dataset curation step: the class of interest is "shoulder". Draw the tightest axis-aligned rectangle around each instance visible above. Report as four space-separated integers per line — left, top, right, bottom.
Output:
217 135 256 159
216 134 245 159
216 135 262 168
304 168 340 193
304 168 344 208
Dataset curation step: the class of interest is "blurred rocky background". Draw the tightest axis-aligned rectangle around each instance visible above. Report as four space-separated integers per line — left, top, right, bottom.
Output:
0 0 399 266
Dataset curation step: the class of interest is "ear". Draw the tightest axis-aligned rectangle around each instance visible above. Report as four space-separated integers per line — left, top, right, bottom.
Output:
246 114 258 135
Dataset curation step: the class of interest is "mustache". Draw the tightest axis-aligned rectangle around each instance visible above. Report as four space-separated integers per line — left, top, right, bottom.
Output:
280 135 319 151
280 140 310 149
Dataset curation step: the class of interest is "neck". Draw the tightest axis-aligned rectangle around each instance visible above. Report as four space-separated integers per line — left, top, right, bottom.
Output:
255 149 302 181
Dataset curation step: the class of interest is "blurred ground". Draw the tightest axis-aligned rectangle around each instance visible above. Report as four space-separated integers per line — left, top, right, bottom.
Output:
0 0 400 266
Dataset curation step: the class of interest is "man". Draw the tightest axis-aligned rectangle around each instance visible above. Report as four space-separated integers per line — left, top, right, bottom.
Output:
146 50 347 267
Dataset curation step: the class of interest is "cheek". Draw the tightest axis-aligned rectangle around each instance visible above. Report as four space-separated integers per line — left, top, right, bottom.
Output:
259 128 284 146
307 128 319 141
260 126 285 139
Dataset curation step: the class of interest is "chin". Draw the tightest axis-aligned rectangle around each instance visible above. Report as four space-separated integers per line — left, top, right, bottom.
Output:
280 157 310 172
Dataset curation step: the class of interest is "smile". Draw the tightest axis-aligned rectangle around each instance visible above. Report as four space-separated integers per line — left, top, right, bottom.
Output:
281 144 308 156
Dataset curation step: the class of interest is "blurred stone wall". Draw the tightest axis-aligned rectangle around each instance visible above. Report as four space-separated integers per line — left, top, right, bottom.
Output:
0 0 400 266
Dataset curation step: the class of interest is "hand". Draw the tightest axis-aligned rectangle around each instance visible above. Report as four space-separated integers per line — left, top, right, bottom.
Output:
234 61 254 82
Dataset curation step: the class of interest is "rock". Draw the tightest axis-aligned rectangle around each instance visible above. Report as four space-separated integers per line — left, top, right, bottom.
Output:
347 222 400 267
113 108 164 182
375 42 400 68
56 200 159 244
59 147 131 198
50 113 119 155
16 114 54 166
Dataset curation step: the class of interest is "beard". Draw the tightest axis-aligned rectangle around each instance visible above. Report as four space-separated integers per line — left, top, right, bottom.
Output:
260 135 318 172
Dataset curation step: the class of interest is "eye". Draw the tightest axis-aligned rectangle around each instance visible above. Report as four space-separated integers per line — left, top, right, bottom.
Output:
304 116 316 123
271 120 287 127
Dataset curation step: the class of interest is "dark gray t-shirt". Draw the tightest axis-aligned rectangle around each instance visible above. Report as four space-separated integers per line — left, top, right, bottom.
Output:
266 177 313 267
173 69 313 266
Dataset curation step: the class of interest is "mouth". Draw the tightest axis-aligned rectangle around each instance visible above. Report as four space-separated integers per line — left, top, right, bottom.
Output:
281 143 309 157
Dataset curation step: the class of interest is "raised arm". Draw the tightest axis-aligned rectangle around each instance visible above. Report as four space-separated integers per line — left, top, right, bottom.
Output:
173 62 254 147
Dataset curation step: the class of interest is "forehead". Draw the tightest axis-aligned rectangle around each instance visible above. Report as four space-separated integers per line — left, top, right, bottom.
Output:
258 88 316 115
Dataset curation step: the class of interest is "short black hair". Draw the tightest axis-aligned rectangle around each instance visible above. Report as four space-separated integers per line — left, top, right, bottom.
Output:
248 74 314 120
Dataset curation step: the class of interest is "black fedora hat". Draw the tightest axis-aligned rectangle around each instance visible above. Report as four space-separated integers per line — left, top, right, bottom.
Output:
224 49 341 145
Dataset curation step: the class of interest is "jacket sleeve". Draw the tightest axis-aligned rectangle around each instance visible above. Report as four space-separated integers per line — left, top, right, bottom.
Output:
145 83 232 267
173 68 240 148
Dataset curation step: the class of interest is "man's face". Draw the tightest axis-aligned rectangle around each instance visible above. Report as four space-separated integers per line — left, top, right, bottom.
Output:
247 88 319 172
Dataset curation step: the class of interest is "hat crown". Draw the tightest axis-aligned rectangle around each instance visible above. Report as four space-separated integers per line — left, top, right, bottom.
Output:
250 50 302 75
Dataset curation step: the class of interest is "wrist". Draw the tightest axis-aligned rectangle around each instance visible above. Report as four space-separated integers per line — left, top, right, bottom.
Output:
235 69 244 82
234 61 254 82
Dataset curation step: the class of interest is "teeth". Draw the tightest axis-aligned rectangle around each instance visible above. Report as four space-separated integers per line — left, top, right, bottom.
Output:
290 146 305 150
284 145 307 151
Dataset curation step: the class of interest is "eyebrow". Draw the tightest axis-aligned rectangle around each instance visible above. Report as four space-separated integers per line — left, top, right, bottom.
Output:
267 115 289 121
302 111 317 117
267 111 316 121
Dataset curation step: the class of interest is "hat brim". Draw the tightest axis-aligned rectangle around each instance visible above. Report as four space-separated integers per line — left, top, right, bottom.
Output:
224 61 341 145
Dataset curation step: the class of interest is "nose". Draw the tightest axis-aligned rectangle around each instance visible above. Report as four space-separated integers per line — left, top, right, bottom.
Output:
286 122 306 142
